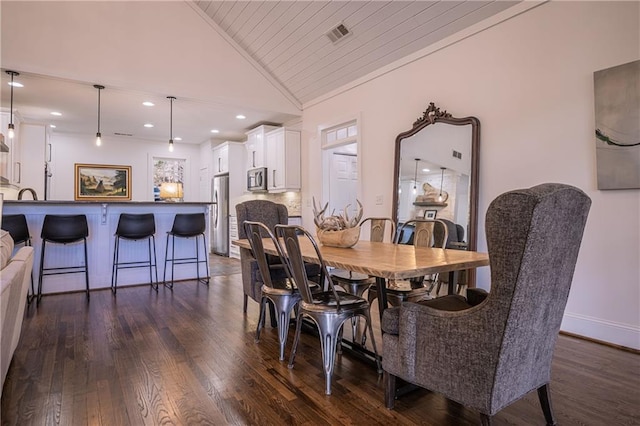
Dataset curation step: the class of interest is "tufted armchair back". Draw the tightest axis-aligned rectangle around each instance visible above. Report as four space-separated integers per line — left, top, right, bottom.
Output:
236 200 288 239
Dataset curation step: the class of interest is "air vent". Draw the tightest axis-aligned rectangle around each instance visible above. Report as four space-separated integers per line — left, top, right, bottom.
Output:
452 150 462 159
114 132 134 137
326 23 351 44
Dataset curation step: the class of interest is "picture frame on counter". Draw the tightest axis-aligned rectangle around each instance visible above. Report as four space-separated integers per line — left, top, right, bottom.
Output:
74 163 131 201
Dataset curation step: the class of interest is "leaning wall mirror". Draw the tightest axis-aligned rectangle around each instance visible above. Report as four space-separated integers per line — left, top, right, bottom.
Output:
392 102 480 282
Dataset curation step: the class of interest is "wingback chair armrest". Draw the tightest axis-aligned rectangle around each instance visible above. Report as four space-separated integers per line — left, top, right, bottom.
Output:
387 301 500 399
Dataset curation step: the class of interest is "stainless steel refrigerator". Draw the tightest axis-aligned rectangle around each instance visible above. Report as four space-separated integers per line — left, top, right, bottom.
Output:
211 174 229 256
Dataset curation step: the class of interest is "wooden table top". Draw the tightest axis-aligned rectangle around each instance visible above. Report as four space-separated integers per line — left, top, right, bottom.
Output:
232 239 489 280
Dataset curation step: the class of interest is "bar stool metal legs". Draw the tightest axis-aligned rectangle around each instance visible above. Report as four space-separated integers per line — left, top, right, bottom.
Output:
163 213 210 289
111 213 158 294
38 214 90 305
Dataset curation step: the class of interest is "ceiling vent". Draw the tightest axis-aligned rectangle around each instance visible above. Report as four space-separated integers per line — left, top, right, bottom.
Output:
326 23 351 44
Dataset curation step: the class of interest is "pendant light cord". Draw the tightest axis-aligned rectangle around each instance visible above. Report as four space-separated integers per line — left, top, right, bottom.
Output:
9 73 14 125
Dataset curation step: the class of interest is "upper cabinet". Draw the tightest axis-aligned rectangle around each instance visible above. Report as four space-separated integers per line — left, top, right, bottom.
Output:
245 125 279 170
265 127 301 192
212 143 229 174
212 141 245 176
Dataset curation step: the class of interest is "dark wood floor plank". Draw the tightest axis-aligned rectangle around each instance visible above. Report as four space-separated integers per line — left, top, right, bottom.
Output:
2 255 639 426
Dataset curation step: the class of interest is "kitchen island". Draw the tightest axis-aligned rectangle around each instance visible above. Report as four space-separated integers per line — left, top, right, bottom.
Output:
2 201 211 295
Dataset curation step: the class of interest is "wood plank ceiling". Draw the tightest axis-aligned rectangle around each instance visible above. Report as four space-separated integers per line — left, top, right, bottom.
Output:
195 1 519 105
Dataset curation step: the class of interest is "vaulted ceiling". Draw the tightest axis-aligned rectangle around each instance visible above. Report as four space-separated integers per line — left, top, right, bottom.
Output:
0 1 520 145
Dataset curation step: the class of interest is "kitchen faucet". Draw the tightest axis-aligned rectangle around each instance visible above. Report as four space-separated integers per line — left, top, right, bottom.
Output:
17 187 38 200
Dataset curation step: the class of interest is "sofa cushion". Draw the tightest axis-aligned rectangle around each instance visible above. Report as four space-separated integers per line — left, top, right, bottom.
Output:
1 230 14 269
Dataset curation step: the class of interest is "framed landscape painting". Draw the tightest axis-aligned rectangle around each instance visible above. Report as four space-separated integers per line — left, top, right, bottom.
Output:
74 163 131 201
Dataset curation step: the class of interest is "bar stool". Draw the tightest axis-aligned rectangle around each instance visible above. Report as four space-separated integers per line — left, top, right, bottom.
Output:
111 213 158 294
163 213 209 288
1 214 35 303
38 214 90 304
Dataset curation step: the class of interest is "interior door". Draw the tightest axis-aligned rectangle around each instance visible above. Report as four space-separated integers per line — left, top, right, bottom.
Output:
329 152 358 216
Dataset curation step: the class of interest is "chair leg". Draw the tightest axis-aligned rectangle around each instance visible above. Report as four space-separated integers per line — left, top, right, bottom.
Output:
364 312 382 374
255 296 267 343
537 384 557 426
111 237 119 294
83 238 90 300
318 321 342 395
276 297 297 361
37 241 46 305
383 371 396 409
243 294 248 313
163 234 174 289
149 236 159 291
480 414 492 426
268 302 277 328
200 234 210 285
287 311 304 369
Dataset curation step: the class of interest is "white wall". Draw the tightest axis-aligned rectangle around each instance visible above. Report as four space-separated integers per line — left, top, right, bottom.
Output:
47 134 203 202
301 2 639 349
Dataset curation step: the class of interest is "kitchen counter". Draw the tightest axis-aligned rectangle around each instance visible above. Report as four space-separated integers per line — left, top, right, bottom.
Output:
2 201 212 295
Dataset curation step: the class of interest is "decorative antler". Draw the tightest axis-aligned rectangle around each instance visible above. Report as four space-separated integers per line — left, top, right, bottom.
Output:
313 198 363 231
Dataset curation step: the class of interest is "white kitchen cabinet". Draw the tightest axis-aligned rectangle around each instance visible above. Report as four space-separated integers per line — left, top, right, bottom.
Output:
212 143 229 175
0 112 22 187
265 127 300 192
245 125 279 170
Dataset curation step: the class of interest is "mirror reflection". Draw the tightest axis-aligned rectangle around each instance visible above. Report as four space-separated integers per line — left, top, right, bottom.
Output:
392 102 480 256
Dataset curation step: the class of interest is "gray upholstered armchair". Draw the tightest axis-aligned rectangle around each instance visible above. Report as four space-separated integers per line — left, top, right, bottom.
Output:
236 200 289 314
381 183 591 425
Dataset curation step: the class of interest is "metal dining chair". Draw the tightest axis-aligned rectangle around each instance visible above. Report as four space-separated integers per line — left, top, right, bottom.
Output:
276 224 381 395
244 221 302 361
330 217 396 343
367 219 448 307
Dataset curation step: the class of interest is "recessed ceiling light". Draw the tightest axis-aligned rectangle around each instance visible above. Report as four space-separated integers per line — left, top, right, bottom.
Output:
142 101 154 106
422 168 430 172
144 123 154 128
210 129 219 134
49 124 56 128
175 137 182 141
50 111 62 116
8 82 23 88
235 114 246 120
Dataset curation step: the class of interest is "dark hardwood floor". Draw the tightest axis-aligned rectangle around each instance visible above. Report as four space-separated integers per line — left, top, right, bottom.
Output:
2 255 639 425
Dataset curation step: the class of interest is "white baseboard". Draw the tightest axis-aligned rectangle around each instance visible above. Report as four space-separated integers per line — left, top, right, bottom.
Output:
561 312 640 350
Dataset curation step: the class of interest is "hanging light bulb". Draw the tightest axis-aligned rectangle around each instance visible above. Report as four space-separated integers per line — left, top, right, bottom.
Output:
438 167 446 202
413 158 420 195
94 85 105 146
168 96 176 152
6 71 19 139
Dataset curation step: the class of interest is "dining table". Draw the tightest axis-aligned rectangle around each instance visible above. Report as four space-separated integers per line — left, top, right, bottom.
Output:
232 238 490 320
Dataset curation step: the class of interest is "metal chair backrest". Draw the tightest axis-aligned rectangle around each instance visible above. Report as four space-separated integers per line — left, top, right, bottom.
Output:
360 217 396 243
396 219 448 248
244 221 291 290
275 225 338 307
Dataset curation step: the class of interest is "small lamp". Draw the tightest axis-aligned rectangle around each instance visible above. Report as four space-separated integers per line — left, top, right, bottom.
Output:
159 182 183 202
94 84 105 146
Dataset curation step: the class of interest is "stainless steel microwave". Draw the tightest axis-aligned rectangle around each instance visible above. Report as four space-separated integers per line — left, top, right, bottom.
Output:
247 167 268 192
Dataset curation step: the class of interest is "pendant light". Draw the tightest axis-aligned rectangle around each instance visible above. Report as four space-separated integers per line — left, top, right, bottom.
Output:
6 71 19 140
94 84 105 146
413 158 420 195
438 167 446 202
167 96 176 152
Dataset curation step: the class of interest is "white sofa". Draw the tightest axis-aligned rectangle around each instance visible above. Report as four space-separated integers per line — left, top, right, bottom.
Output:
0 229 34 395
